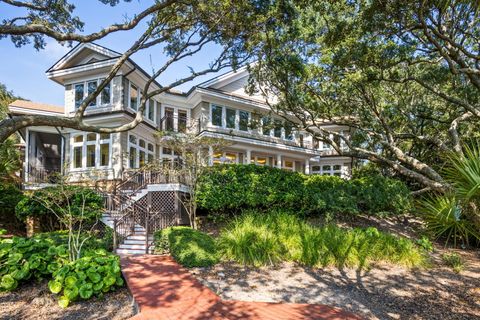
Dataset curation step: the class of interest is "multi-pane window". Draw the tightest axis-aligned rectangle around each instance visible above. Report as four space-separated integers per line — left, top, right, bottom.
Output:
226 108 236 129
262 116 271 136
148 99 155 121
311 164 343 176
73 79 111 109
284 123 294 140
164 107 174 131
213 152 238 164
274 120 282 138
211 105 223 126
128 134 155 169
71 133 110 169
130 83 138 110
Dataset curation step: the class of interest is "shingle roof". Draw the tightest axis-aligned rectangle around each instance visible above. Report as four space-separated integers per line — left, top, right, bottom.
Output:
8 99 64 114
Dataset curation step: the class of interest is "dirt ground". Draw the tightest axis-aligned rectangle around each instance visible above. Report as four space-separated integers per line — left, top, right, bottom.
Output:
0 280 136 320
191 248 480 320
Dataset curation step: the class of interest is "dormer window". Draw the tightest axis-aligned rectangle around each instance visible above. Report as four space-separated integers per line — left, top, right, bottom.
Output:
73 78 112 109
129 83 139 110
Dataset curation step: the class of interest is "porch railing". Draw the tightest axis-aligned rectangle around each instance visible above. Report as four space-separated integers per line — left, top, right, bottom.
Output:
26 164 61 184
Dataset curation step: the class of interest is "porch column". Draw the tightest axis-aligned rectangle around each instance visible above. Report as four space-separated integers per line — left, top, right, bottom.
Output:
245 149 251 164
276 154 282 169
305 159 310 174
208 146 213 166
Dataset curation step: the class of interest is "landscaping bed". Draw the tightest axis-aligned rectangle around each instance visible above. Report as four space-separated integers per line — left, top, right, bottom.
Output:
0 280 135 320
191 249 480 320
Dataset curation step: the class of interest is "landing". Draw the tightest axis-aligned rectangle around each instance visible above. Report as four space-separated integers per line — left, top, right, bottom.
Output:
121 255 360 320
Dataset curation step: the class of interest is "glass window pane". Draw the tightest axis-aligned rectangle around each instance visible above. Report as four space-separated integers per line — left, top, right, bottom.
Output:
74 135 83 143
101 80 111 105
322 165 331 171
225 153 237 163
334 172 341 176
139 139 146 148
164 108 174 131
86 144 96 167
100 143 109 166
73 146 82 168
239 110 249 131
163 147 172 155
87 81 97 107
284 160 293 168
333 165 341 171
100 133 110 140
87 133 96 141
74 84 84 109
312 165 320 172
257 157 267 166
147 143 154 152
178 110 187 133
139 151 146 167
211 105 223 126
129 135 137 144
274 120 282 138
285 123 293 140
226 108 236 129
129 147 137 168
148 99 155 120
262 116 271 136
148 154 154 163
130 83 138 110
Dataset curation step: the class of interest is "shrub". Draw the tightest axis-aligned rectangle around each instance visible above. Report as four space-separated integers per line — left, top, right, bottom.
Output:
0 231 121 307
197 164 411 216
0 184 23 224
155 227 218 267
217 211 426 269
15 186 103 231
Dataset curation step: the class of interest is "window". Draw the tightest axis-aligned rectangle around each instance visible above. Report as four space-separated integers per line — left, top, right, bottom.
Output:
128 134 155 168
70 133 111 169
74 84 84 109
148 99 155 121
211 105 223 126
285 123 294 140
239 110 249 131
262 116 271 136
178 110 187 133
226 108 236 129
100 79 111 105
87 81 97 107
274 120 282 138
130 83 138 110
212 152 238 165
252 156 269 166
311 164 343 176
284 160 294 171
164 107 174 131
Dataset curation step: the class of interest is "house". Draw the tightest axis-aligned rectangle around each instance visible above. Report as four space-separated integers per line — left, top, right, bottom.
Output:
8 43 353 253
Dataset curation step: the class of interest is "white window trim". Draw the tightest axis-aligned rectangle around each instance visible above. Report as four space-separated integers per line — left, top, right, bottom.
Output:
311 163 343 176
209 103 251 133
128 134 155 169
70 133 112 170
73 78 113 110
128 81 140 112
161 105 189 132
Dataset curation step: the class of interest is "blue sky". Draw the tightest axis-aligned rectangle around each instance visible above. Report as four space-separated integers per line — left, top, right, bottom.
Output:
0 0 225 105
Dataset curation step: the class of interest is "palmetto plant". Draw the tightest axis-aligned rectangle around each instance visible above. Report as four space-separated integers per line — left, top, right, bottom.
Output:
419 144 480 247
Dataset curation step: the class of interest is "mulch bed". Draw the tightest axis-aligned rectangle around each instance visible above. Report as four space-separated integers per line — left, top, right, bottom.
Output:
0 280 136 320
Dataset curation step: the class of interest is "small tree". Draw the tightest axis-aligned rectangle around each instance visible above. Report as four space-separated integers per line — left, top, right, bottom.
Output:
30 176 103 261
157 130 230 229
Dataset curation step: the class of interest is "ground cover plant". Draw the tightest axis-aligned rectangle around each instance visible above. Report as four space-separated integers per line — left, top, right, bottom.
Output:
216 211 427 269
0 231 122 308
155 226 218 267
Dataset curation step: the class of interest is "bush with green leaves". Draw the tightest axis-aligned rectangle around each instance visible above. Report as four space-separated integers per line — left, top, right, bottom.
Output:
0 232 122 307
15 186 103 231
197 164 412 216
48 249 124 308
0 184 23 223
441 252 464 273
155 227 218 267
217 210 427 269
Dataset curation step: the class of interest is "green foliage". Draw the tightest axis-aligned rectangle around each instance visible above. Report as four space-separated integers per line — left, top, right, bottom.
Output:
197 164 412 216
416 236 434 252
217 210 426 270
15 186 103 229
0 232 121 307
0 184 23 219
0 139 21 183
154 227 218 267
441 252 464 273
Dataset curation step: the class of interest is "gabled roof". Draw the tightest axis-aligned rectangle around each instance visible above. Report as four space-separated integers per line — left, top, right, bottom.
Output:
8 100 64 115
197 64 250 89
46 43 121 72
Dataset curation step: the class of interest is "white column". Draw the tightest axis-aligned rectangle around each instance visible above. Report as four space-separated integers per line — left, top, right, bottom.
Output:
208 146 213 166
245 150 251 164
305 159 310 174
276 154 282 168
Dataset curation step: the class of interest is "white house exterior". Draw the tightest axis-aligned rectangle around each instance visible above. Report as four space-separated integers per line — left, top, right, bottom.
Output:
9 43 353 187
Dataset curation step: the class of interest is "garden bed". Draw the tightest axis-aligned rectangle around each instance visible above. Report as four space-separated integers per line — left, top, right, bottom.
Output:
191 248 480 320
0 280 136 319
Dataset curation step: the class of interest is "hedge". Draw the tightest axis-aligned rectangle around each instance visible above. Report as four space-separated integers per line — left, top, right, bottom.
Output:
196 164 411 215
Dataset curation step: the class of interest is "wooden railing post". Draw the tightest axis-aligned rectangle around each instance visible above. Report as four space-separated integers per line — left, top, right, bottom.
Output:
113 219 118 252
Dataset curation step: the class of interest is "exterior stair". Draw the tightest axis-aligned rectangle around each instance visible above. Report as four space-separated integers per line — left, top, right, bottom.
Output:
102 212 155 255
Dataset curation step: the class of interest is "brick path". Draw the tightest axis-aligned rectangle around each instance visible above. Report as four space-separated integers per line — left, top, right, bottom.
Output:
121 255 361 320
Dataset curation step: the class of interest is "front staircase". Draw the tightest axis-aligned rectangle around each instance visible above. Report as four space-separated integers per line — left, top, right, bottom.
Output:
100 169 188 255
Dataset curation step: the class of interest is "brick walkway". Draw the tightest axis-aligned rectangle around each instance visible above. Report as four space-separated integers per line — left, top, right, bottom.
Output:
121 255 361 320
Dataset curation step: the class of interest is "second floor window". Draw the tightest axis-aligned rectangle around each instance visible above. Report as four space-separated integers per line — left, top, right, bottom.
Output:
212 105 223 126
210 104 250 131
74 79 111 109
239 110 249 131
130 83 138 110
226 108 236 129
